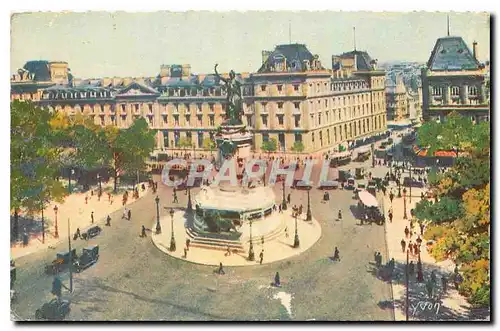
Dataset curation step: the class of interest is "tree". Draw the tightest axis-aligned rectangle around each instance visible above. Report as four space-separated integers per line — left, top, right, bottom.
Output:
177 136 193 156
261 138 277 155
290 141 305 153
202 137 216 156
11 101 66 239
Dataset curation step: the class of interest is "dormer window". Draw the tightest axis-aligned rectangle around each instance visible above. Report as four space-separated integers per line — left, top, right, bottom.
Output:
277 85 283 92
261 85 266 92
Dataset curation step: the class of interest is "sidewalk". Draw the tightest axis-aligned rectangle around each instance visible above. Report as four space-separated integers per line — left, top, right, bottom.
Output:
11 182 152 260
382 184 487 321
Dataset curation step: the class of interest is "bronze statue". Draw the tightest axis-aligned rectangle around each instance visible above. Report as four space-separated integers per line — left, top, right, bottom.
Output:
214 64 243 124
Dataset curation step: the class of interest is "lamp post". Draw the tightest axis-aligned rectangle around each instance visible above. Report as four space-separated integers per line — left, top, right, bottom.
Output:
169 208 176 251
53 205 59 239
68 169 75 193
397 173 402 198
187 187 193 212
293 210 300 248
306 188 312 221
406 248 410 321
97 173 102 193
67 218 73 292
248 217 255 261
281 179 287 210
371 143 375 168
41 205 45 244
155 196 161 234
409 158 412 203
403 187 408 220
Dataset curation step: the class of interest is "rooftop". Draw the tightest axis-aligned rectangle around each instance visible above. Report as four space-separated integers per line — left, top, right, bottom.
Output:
258 43 322 73
427 36 481 71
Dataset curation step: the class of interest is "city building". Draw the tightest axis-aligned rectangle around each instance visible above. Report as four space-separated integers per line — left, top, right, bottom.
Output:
421 36 490 122
11 44 387 155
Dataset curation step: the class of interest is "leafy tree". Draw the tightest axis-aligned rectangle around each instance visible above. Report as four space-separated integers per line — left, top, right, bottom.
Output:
11 101 66 238
261 138 277 155
290 141 305 153
414 196 463 224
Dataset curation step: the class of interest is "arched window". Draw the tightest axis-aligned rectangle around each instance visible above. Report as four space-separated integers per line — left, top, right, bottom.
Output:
451 86 460 96
432 86 443 96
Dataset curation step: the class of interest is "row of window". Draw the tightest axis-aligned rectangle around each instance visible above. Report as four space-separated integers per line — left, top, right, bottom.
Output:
431 85 479 97
43 90 111 100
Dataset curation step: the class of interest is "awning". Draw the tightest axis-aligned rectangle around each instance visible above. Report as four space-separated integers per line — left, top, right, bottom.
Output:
358 190 378 208
412 145 458 157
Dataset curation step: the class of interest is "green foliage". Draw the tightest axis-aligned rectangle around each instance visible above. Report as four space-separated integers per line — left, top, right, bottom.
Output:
11 100 66 212
414 197 463 224
290 141 305 153
423 224 449 241
202 137 216 151
178 136 193 149
261 138 278 153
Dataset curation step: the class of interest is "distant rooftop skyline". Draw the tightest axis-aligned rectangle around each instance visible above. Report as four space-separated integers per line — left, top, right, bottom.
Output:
11 11 490 79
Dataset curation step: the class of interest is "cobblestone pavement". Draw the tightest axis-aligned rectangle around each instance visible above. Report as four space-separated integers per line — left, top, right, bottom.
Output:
12 172 393 321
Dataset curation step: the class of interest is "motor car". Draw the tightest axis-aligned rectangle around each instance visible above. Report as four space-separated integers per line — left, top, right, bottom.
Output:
74 245 100 273
44 249 78 274
35 299 71 321
82 225 102 240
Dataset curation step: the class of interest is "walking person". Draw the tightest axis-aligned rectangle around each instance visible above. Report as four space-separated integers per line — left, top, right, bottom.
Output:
388 209 393 223
389 191 394 204
333 247 340 261
141 225 146 238
274 272 281 287
409 241 414 255
259 250 264 265
226 245 232 256
404 226 410 239
218 262 225 275
186 238 191 251
173 191 178 203
409 261 415 276
419 222 425 236
108 192 112 202
128 209 132 221
91 211 94 224
106 215 111 226
85 196 88 205
287 193 291 204
278 204 282 213
441 275 448 293
401 239 406 253
338 210 342 221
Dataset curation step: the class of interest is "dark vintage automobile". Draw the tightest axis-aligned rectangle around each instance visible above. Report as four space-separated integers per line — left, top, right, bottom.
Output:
35 298 71 320
45 249 78 274
367 180 377 195
82 225 102 240
74 245 100 272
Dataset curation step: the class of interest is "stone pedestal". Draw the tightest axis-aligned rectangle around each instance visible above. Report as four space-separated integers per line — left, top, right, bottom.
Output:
215 124 253 168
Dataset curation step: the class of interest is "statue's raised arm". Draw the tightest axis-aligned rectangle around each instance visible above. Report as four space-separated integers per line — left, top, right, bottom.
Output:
214 64 228 84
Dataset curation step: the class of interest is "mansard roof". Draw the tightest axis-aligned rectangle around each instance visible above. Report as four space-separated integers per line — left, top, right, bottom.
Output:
22 60 52 81
258 43 321 73
337 50 375 71
427 36 481 71
117 81 160 95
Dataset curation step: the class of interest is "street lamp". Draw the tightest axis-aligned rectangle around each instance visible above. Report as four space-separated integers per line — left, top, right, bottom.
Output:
187 187 193 212
306 187 312 221
281 179 287 210
406 248 410 321
293 210 300 248
53 205 59 239
155 196 161 234
248 217 255 261
97 173 102 193
403 187 408 220
408 158 412 203
397 173 402 198
169 208 176 251
68 169 75 193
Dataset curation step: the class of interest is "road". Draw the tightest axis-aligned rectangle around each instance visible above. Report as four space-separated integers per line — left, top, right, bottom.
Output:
11 135 408 321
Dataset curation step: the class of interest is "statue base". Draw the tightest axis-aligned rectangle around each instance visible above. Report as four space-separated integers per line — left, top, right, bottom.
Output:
215 123 253 168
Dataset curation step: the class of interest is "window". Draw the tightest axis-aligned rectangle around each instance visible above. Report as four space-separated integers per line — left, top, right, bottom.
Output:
197 115 203 126
294 102 300 110
148 104 153 113
262 115 268 127
185 115 191 124
174 115 179 126
451 86 460 96
121 104 126 112
209 115 215 126
163 115 168 125
135 104 139 112
312 132 315 143
432 86 443 96
261 85 267 92
278 102 284 110
293 85 299 91
262 133 269 142
246 115 252 127
209 103 214 112
277 115 284 125
277 85 283 92
294 133 302 142
310 114 314 126
318 114 322 125
198 133 203 148
163 131 169 147
294 115 301 127
469 86 478 95
325 99 328 108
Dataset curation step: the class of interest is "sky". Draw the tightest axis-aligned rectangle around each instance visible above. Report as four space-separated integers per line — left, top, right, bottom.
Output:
10 11 490 79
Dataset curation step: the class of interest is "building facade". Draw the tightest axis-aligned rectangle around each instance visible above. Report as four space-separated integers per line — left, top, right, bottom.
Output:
11 44 388 155
421 36 490 122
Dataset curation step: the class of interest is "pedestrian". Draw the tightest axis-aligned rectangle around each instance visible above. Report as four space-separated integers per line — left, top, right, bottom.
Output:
409 261 415 275
417 269 424 282
259 250 264 264
441 275 447 293
128 209 131 221
420 223 425 236
426 280 434 299
413 243 419 255
430 270 437 284
274 272 281 287
377 252 383 268
141 225 146 237
108 192 111 202
333 247 340 261
173 192 178 203
226 245 231 256
416 235 422 246
409 241 414 254
91 211 94 224
85 196 88 204
299 204 303 215
338 210 342 221
278 204 282 213
389 191 394 203
404 226 410 238
287 193 291 204
186 238 191 251
75 228 81 239
388 210 393 223
184 247 188 258
106 215 111 226
218 262 225 275
401 239 406 253
284 226 289 238
91 190 94 197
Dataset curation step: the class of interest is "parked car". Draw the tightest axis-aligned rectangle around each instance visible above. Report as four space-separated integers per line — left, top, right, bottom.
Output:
45 249 78 274
35 299 71 320
74 245 100 273
82 225 102 240
367 180 377 194
345 178 356 190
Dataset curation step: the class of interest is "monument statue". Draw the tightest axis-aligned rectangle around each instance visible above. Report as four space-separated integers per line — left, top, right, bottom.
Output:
214 64 243 125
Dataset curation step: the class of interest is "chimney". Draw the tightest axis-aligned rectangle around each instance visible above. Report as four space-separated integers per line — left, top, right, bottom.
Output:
473 41 478 61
